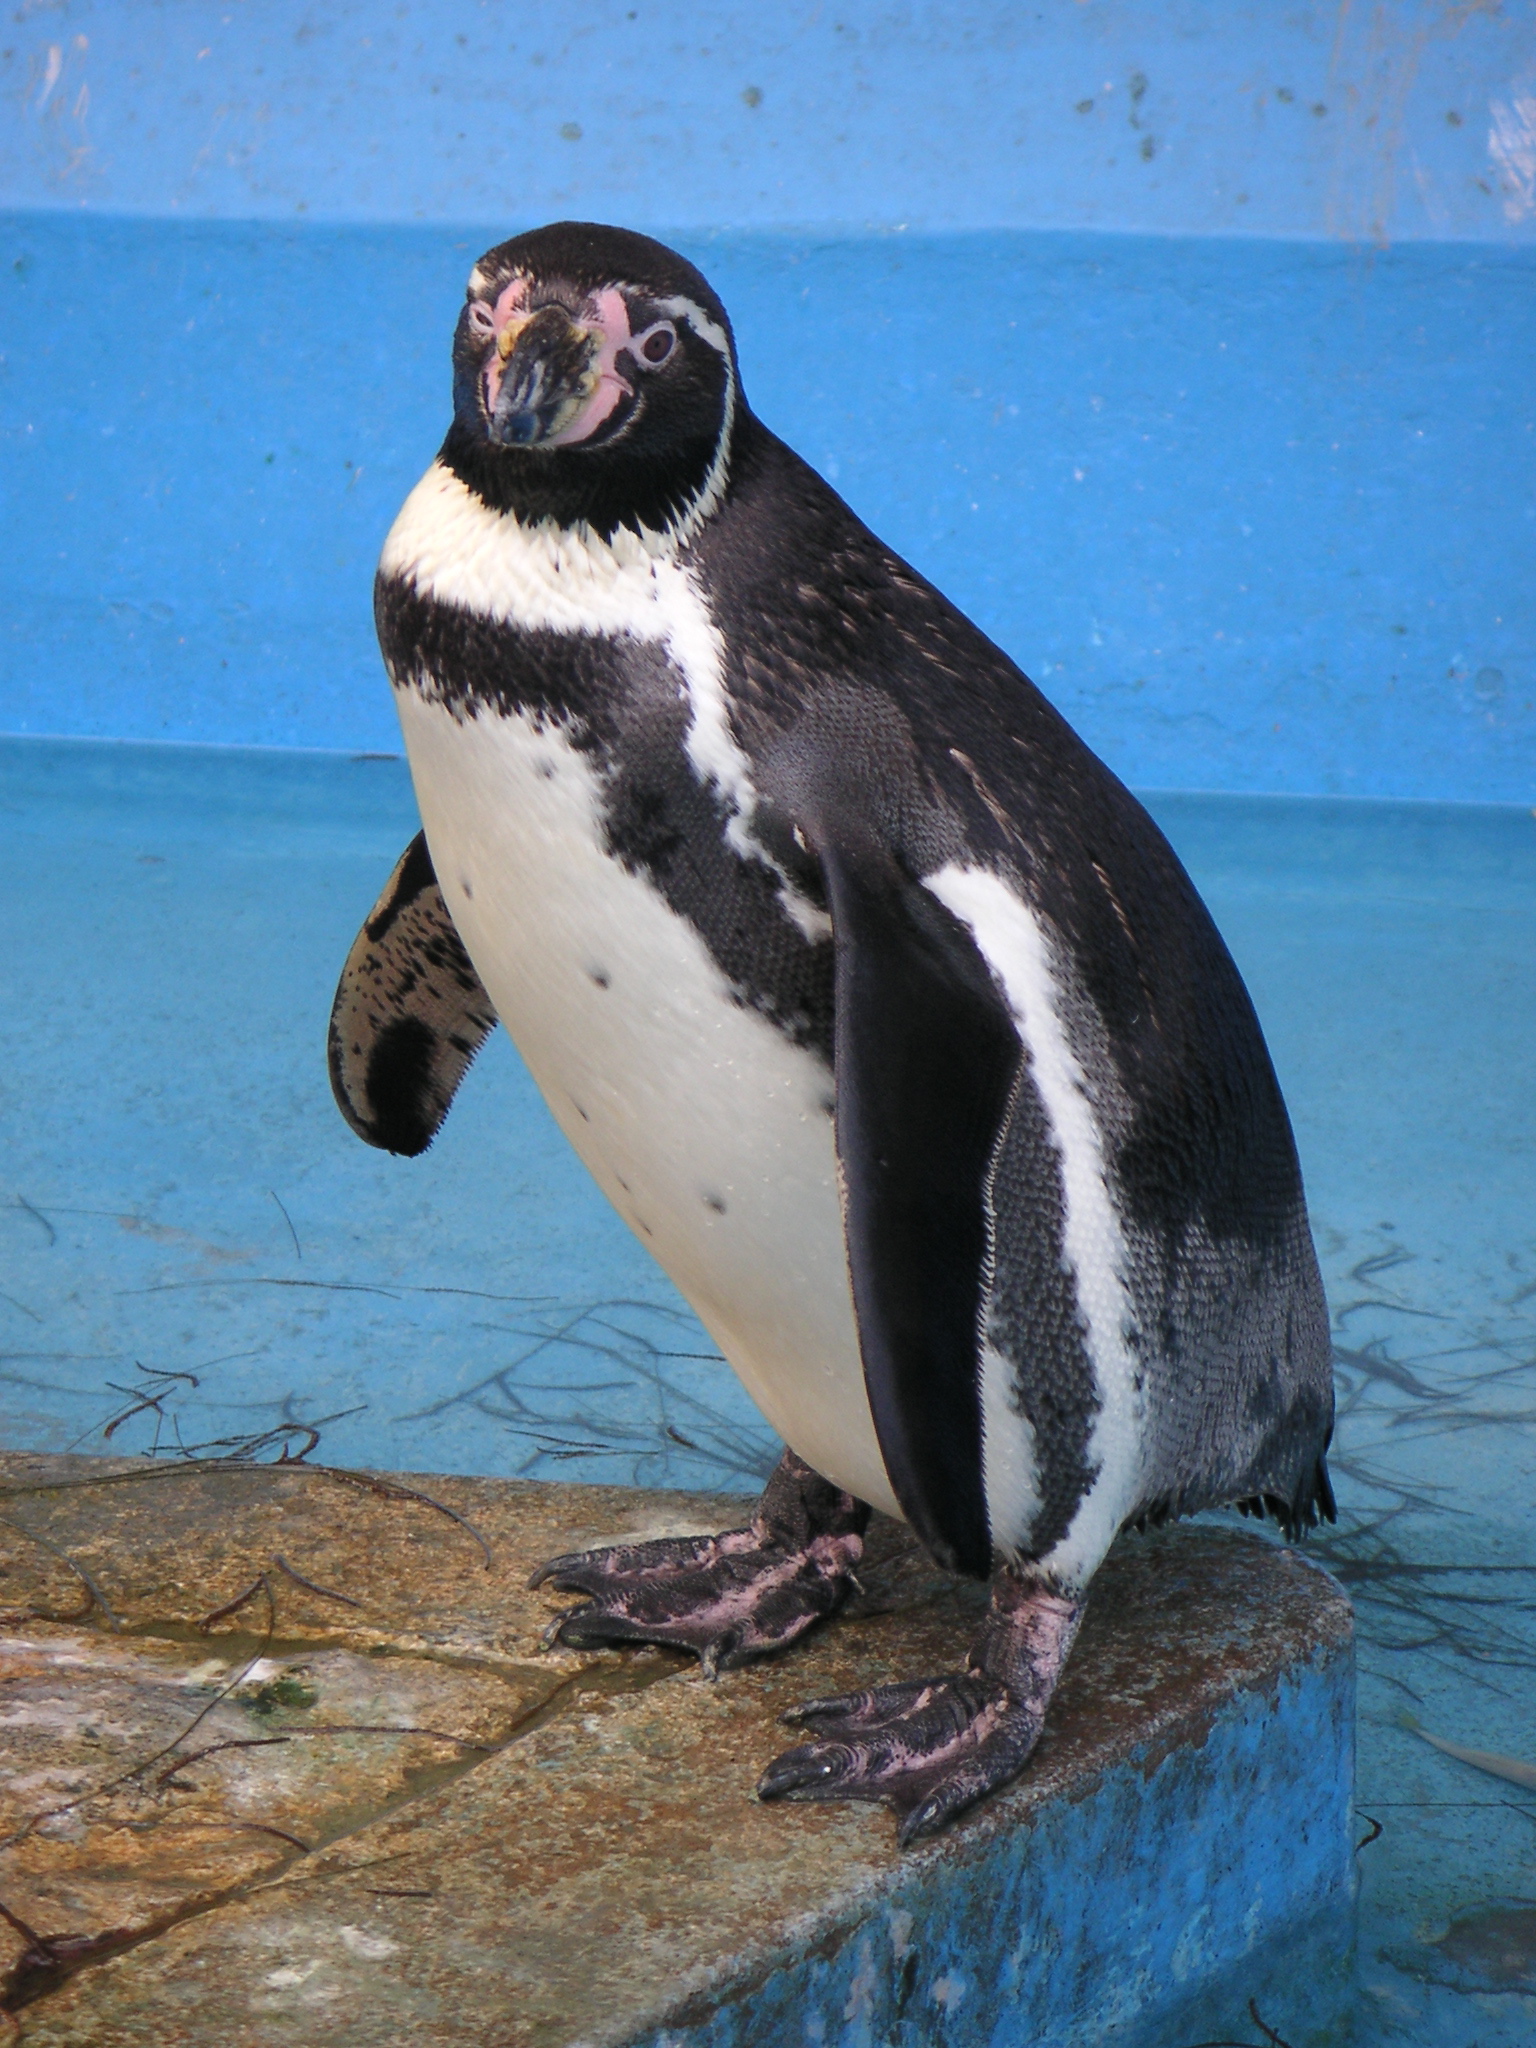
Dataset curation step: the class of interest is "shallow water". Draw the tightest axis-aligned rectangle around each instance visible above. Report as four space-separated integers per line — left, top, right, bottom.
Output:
2 735 1532 2044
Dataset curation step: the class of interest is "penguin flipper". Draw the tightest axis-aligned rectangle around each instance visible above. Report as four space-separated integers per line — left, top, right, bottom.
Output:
328 832 498 1156
819 843 1020 1580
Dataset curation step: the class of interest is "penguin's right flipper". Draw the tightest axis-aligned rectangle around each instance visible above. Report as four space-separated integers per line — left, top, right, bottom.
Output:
328 832 497 1156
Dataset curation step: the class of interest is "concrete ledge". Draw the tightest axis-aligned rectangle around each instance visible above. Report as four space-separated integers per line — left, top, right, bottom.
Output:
0 1454 1354 2046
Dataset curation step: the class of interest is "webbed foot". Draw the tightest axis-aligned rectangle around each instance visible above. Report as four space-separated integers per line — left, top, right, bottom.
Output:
529 1451 869 1676
757 1572 1083 1845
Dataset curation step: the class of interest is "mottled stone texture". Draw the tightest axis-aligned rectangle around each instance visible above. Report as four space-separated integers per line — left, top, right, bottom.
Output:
0 1452 1354 2046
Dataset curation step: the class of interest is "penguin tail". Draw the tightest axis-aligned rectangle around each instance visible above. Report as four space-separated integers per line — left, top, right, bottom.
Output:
1127 1436 1338 1546
1312 1451 1338 1525
1234 1449 1337 1542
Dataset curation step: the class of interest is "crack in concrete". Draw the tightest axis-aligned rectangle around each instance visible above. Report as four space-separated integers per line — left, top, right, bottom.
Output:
0 1454 717 2021
0 1634 688 2019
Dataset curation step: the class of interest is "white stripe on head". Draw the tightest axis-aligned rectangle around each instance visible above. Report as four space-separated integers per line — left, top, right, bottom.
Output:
924 863 1145 1585
651 292 738 544
654 292 733 363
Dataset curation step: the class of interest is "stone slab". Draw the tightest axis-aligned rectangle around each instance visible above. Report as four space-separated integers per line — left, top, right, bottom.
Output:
0 1453 1354 2046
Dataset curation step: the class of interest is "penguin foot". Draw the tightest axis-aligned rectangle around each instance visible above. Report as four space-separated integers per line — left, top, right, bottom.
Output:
757 1574 1084 1845
529 1450 869 1676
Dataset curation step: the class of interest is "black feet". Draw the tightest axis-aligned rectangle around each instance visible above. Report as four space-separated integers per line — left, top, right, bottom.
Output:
529 1451 869 1677
757 1573 1084 1845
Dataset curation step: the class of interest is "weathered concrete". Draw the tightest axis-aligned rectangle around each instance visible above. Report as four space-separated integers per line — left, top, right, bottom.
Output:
0 1452 1355 2046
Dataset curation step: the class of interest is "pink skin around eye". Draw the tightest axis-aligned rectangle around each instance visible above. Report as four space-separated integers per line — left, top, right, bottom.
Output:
478 281 640 446
479 277 529 417
543 287 637 447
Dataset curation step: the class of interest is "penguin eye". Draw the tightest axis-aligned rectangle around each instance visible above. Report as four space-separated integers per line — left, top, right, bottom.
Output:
633 322 677 368
466 300 496 341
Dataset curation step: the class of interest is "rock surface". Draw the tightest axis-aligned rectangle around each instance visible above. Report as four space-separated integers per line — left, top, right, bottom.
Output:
0 1452 1355 2046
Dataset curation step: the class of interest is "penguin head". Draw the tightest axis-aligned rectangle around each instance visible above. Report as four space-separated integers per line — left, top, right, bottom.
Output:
442 222 739 542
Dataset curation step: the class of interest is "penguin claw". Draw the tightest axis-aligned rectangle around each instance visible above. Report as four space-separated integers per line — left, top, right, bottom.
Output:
529 1450 870 1672
527 1530 719 1596
532 1532 858 1669
758 1671 1047 1844
758 1579 1086 1845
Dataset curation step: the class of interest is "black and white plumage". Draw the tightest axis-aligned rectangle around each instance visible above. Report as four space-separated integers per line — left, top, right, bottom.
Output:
331 221 1334 1842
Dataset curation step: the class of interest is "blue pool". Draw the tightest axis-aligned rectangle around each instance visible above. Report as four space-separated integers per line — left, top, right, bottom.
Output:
2 736 1532 2043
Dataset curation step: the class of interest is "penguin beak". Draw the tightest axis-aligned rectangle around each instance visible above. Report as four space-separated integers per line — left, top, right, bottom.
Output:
486 304 605 448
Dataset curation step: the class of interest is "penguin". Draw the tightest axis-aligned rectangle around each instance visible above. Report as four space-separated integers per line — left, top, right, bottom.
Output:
330 221 1334 1845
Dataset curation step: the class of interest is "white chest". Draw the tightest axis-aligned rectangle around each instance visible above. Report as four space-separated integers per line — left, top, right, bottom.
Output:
393 684 897 1519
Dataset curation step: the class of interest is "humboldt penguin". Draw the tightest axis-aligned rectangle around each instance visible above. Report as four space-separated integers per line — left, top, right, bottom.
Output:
329 220 1334 1845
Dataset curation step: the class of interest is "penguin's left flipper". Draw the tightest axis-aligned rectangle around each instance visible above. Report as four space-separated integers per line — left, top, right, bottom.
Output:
815 838 1021 1580
530 1452 868 1676
328 832 498 1156
758 1574 1084 1846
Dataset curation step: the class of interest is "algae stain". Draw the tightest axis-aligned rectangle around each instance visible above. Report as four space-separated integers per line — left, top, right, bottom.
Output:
1433 1904 1536 1992
244 1673 319 1715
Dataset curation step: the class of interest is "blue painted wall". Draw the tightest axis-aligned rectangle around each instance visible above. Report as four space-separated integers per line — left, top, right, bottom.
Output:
6 1 1534 241
2 4 1533 798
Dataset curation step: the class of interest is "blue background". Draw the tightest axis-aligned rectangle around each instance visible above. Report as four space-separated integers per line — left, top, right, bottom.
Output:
2 1 1533 799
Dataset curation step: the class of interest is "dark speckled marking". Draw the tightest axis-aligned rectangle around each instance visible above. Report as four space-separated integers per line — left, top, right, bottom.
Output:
329 831 498 1157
